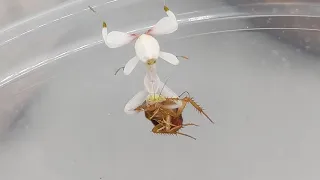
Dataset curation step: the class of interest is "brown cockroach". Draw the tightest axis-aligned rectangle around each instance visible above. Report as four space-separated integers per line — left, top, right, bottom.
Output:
116 60 212 140
134 91 214 140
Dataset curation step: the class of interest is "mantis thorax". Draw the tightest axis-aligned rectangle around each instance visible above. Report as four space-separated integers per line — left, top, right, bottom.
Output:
146 94 166 104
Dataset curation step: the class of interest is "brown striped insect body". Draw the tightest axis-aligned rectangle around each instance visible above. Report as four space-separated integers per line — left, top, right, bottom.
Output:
135 92 214 140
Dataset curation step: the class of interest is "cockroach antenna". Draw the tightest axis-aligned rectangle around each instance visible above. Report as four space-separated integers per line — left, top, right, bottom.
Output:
158 65 179 97
159 76 171 97
178 91 191 98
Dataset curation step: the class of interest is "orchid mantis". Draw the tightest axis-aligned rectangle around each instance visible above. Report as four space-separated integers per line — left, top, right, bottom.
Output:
124 64 181 114
123 64 214 139
123 63 214 121
102 6 181 75
90 4 214 139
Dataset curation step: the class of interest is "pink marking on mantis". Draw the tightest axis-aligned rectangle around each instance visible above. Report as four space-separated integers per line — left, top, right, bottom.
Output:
131 33 140 40
145 29 153 35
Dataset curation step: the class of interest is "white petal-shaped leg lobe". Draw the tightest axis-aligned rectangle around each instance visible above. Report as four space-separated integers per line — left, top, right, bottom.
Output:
158 81 178 98
163 104 181 110
124 90 148 114
105 31 136 48
159 51 179 65
148 17 178 36
124 56 139 75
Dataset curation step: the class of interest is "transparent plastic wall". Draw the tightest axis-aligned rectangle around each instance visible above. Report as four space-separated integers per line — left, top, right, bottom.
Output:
0 0 319 179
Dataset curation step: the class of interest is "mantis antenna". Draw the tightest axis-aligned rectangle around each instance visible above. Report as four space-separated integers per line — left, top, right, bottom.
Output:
88 5 105 23
88 5 96 13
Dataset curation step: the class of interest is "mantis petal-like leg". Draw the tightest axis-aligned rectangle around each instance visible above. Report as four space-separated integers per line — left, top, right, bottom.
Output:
123 56 139 75
159 51 179 65
147 6 178 36
124 90 148 114
105 31 137 48
176 132 197 140
102 22 137 48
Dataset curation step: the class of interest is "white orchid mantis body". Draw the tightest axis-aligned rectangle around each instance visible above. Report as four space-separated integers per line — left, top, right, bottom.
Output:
101 6 183 76
124 64 181 115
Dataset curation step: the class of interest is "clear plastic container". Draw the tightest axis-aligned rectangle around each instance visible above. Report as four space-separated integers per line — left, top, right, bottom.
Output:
0 0 320 179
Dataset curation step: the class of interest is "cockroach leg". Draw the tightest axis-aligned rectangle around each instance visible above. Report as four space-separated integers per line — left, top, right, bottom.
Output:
183 97 214 124
170 98 187 118
161 117 179 127
168 125 181 132
152 124 165 132
176 132 196 140
134 103 146 112
150 107 160 119
151 121 197 140
166 96 214 124
182 123 199 127
159 107 179 117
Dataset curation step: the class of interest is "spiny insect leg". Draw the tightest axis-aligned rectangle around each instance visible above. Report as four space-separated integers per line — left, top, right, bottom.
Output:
159 107 179 117
167 125 182 133
152 126 196 140
183 97 214 124
182 123 199 127
134 103 157 113
170 98 187 118
177 132 196 140
150 107 160 119
152 124 166 133
134 103 147 112
159 117 179 128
